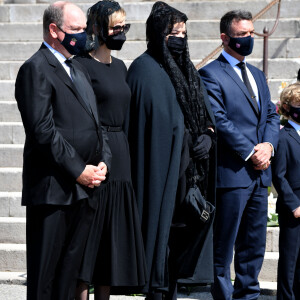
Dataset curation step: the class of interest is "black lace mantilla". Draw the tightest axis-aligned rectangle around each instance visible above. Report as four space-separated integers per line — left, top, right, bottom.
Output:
146 1 212 190
146 1 209 141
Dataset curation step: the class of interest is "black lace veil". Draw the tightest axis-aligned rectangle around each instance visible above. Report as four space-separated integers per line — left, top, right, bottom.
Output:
146 1 209 142
147 1 212 192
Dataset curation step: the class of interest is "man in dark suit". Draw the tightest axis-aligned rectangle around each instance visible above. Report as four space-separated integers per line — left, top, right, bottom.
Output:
199 10 279 300
15 2 111 299
272 82 300 300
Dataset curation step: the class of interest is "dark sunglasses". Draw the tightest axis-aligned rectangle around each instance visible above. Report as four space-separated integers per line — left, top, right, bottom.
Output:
109 24 131 35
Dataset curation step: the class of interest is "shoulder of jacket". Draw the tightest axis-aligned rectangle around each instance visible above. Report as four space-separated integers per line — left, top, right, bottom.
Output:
129 53 161 75
202 59 220 70
18 51 47 76
278 127 290 142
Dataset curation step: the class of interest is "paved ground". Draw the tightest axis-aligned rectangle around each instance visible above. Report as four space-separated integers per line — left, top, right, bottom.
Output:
0 284 276 300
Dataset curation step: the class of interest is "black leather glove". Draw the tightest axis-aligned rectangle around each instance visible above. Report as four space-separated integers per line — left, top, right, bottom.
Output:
192 134 212 160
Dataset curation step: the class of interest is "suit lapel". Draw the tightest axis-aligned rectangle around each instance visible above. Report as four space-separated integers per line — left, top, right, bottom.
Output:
88 92 99 125
72 59 100 126
286 123 300 146
218 54 259 117
40 45 95 120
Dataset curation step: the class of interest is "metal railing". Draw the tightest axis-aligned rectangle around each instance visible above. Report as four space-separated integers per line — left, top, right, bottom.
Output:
195 0 282 79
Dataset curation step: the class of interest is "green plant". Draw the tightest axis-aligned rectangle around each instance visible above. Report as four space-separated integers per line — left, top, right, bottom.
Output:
267 212 279 227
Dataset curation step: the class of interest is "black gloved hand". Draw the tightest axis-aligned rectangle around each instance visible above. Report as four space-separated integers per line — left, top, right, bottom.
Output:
192 134 212 160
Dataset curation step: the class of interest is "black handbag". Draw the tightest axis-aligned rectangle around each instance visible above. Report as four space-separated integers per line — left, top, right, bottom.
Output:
183 185 215 223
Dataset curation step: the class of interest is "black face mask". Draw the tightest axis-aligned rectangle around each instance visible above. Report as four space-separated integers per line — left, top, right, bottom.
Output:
105 32 126 50
289 105 300 124
167 36 186 57
58 27 87 56
228 35 254 57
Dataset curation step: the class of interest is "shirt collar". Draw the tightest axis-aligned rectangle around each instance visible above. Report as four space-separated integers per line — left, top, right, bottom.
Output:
288 120 300 133
43 41 69 64
222 49 246 68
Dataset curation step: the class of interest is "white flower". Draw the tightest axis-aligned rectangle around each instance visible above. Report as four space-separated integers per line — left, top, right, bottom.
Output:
268 192 277 220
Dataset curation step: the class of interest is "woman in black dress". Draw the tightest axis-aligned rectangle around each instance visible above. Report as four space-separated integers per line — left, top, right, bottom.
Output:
75 1 146 299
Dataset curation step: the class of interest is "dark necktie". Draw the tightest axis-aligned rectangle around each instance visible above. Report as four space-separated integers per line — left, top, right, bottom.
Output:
65 59 93 112
237 62 259 113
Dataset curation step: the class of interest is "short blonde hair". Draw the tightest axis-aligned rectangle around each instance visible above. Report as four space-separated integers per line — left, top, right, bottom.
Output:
279 82 300 118
108 8 126 27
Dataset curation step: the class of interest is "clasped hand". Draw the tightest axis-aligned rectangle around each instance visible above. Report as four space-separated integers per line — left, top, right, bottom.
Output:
76 162 107 188
251 142 272 171
293 206 300 219
192 134 212 160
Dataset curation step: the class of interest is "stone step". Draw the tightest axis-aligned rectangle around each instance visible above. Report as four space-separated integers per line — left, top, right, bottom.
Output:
0 271 26 285
0 1 295 23
0 168 22 192
0 217 276 249
0 192 24 218
259 252 279 282
260 281 277 296
0 81 15 101
268 79 295 102
0 102 21 122
0 272 282 295
0 238 279 277
0 218 25 244
0 42 41 61
1 18 299 42
0 65 296 105
195 58 300 81
0 145 23 167
0 58 299 82
189 38 300 61
231 251 279 283
0 244 26 272
0 73 290 104
1 38 299 64
0 66 297 104
0 286 276 300
0 123 24 144
0 278 277 300
184 280 277 296
265 227 279 253
0 62 21 80
0 251 279 281
0 220 278 276
248 58 300 81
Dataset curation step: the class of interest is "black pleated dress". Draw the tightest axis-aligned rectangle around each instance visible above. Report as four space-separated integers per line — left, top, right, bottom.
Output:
75 54 147 289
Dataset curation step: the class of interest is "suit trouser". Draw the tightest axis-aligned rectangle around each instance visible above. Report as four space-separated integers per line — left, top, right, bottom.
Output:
277 213 300 300
211 178 268 300
26 198 95 300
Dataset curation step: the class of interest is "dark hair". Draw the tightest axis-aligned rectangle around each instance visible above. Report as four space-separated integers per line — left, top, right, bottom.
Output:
220 10 252 35
43 4 64 38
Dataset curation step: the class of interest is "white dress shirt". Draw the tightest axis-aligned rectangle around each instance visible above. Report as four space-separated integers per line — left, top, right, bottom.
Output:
222 50 260 111
288 120 300 136
43 41 72 78
221 50 274 161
